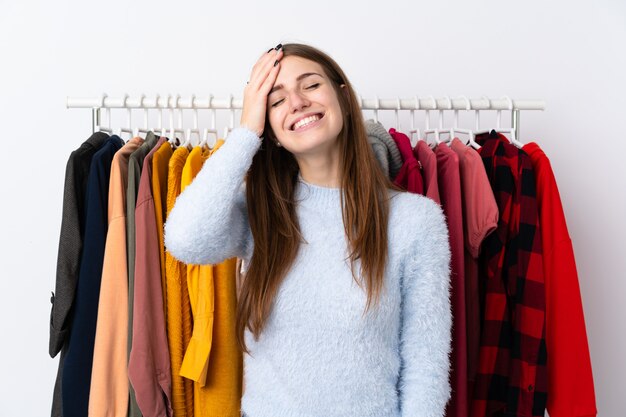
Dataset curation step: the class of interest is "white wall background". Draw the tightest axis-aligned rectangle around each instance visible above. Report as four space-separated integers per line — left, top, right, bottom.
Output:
1 0 624 416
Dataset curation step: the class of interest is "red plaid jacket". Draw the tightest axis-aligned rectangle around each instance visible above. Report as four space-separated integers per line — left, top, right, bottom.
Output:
471 131 547 417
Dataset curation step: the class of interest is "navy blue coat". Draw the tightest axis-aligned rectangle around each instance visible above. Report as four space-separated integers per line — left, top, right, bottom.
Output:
61 136 123 417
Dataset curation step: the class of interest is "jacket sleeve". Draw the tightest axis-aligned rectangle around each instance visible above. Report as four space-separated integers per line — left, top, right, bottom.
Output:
164 127 261 265
398 198 452 417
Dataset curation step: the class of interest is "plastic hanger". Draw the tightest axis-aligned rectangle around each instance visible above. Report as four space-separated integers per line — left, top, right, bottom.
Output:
394 97 401 131
200 95 219 149
373 95 380 124
493 96 524 148
435 95 453 145
423 95 438 146
131 94 151 139
117 94 134 142
452 95 480 149
472 95 492 138
156 94 170 142
95 94 113 134
407 96 422 147
179 94 199 150
222 94 235 140
163 94 177 146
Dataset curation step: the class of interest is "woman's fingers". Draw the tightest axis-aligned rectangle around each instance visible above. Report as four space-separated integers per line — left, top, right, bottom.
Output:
260 56 281 96
248 46 282 89
240 45 283 137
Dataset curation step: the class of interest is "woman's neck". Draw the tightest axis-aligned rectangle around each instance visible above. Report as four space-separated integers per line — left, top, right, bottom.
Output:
295 150 341 188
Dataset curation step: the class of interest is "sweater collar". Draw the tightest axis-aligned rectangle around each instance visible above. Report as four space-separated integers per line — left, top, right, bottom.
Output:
295 173 342 210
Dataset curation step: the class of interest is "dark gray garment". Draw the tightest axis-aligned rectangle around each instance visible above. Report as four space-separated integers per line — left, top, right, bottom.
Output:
50 131 109 417
364 119 403 179
126 131 159 417
49 131 110 356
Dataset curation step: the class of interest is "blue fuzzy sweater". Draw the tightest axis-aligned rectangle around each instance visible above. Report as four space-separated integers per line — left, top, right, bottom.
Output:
164 127 452 417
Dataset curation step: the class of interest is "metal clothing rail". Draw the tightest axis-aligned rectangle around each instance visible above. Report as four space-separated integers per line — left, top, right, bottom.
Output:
66 94 546 140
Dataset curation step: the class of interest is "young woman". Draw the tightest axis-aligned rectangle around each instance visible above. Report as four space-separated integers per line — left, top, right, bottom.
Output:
164 42 452 417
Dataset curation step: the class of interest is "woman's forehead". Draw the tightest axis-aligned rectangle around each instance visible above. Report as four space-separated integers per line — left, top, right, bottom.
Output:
275 56 326 81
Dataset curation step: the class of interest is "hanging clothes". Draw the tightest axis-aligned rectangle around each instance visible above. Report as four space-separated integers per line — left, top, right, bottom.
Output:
472 131 547 417
413 140 440 204
152 141 174 314
127 131 160 417
129 135 173 417
449 138 499 401
50 131 109 417
179 141 243 417
62 135 124 417
522 142 597 417
164 145 194 417
89 137 144 417
388 128 424 194
364 119 403 179
434 143 468 417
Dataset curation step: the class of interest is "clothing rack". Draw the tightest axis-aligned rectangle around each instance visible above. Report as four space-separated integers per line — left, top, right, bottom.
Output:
66 94 546 141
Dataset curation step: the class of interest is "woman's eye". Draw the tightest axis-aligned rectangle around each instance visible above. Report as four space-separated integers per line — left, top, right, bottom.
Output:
270 84 319 107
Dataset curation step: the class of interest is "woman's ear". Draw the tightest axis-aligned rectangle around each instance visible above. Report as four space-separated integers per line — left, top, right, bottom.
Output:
340 83 348 97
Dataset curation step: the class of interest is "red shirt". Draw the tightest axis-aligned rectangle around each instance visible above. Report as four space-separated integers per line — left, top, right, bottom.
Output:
522 142 597 417
434 143 468 417
389 128 424 194
473 132 547 417
450 138 499 400
413 141 440 204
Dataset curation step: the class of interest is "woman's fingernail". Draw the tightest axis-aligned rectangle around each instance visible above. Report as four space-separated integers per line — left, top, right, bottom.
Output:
267 47 273 53
274 43 282 50
274 60 279 67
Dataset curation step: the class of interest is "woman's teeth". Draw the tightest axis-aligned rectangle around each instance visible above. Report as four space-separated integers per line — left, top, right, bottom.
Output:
293 114 322 130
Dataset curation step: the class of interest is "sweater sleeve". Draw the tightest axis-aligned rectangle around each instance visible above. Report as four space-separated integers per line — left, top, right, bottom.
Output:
164 127 261 265
398 198 452 417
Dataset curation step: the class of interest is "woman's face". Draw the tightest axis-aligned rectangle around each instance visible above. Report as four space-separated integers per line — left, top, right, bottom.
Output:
266 56 344 159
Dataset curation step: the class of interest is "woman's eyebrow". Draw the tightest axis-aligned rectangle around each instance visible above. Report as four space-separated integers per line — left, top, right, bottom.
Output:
269 72 322 95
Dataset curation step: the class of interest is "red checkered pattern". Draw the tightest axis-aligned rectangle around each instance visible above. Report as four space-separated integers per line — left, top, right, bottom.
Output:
471 131 547 417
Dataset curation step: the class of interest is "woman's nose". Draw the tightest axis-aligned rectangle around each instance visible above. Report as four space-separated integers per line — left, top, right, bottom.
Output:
289 91 310 112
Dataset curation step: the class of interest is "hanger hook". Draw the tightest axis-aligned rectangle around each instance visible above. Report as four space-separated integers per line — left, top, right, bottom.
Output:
167 93 174 138
395 97 401 129
123 94 131 136
409 95 421 144
99 93 107 110
374 95 380 123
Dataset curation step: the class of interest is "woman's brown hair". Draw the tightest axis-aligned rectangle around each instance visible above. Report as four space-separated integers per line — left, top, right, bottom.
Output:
237 43 402 353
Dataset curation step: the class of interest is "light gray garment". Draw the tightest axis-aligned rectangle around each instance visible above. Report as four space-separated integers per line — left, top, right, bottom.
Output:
364 119 403 179
164 127 452 417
